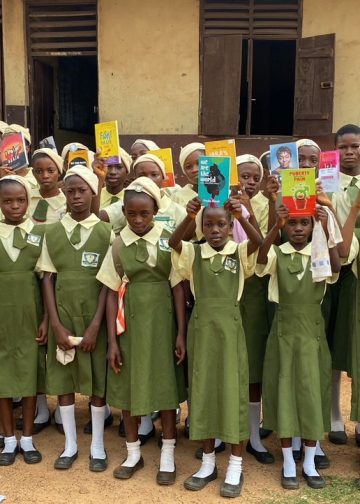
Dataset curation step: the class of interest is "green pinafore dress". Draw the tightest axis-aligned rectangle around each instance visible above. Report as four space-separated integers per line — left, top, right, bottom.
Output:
350 232 360 421
106 231 186 415
0 224 45 397
187 246 249 444
262 247 331 440
46 221 111 398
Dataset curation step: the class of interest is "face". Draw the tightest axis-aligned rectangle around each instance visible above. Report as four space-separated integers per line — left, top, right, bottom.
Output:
184 150 204 185
285 217 313 247
131 143 148 162
32 156 59 190
105 163 127 189
238 162 262 197
202 207 231 250
336 133 360 171
63 175 93 215
277 150 291 168
298 146 320 169
123 194 156 236
0 183 28 224
134 161 164 188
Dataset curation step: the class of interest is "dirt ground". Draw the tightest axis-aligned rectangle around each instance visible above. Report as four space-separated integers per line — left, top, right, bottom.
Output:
0 375 359 504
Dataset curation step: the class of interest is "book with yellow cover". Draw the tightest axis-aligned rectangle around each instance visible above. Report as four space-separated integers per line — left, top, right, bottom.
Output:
205 139 238 186
148 148 175 187
94 120 120 165
67 150 90 169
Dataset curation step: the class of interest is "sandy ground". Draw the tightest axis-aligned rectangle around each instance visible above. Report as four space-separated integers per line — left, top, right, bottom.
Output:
0 375 358 504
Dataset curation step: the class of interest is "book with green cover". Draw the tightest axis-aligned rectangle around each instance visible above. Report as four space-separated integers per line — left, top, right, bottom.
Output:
198 156 230 207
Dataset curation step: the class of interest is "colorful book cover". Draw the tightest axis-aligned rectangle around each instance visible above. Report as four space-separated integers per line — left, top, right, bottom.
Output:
67 150 90 169
282 168 316 217
319 150 340 193
270 141 299 179
94 120 120 165
39 136 58 153
148 148 175 187
0 132 28 171
205 139 238 186
198 156 230 208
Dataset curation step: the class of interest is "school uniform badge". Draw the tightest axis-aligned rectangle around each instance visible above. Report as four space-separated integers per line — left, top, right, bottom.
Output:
81 252 100 268
159 238 171 252
26 233 42 247
224 257 237 274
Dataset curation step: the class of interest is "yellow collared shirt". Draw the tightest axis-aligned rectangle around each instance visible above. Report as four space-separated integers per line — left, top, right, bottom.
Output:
28 188 67 224
171 184 197 207
100 187 124 210
0 217 41 265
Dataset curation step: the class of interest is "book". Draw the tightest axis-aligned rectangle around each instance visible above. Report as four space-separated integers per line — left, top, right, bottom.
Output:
148 148 175 187
269 141 299 179
39 136 58 153
205 139 238 186
282 168 316 217
67 150 90 169
94 120 120 165
0 132 28 171
319 150 340 194
198 156 230 207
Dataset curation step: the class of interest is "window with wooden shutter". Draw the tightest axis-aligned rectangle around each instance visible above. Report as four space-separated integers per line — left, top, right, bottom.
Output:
26 0 97 57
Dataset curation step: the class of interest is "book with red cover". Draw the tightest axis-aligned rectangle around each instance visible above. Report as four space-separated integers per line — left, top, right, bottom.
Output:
0 132 29 171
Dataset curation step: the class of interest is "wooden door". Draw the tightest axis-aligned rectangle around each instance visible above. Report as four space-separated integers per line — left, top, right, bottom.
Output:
31 59 54 148
200 34 242 135
293 34 335 136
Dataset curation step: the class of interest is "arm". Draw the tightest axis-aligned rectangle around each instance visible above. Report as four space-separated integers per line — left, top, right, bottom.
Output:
79 285 108 352
257 205 288 264
168 197 202 252
315 205 342 273
36 291 49 346
264 175 280 233
228 197 262 256
172 283 186 365
42 272 73 351
106 289 122 374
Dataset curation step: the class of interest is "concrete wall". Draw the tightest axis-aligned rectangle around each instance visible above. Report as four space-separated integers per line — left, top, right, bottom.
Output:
98 0 200 135
302 0 360 131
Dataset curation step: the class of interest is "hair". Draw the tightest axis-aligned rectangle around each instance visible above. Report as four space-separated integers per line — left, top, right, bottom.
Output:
335 124 360 145
202 205 232 227
276 146 292 158
123 189 158 212
0 179 27 198
31 152 54 166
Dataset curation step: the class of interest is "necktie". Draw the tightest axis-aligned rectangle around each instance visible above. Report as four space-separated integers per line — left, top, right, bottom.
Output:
70 223 82 245
110 195 120 205
287 253 304 274
135 239 149 263
210 254 224 273
32 199 49 222
13 227 27 250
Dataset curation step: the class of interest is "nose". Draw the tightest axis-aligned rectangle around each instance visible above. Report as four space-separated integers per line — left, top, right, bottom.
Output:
300 160 312 168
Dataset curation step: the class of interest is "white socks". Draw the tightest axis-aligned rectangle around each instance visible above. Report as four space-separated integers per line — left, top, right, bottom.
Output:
138 415 153 436
59 404 77 457
90 405 106 459
303 445 319 477
249 402 267 452
105 403 112 419
20 435 35 452
315 440 325 456
282 447 296 477
331 370 344 431
225 455 242 485
193 451 216 478
292 437 302 451
54 404 62 424
214 438 222 449
160 438 176 472
35 394 50 424
2 436 17 454
122 439 141 468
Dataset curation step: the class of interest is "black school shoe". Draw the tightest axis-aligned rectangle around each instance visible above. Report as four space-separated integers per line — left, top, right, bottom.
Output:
302 469 326 489
328 430 348 445
83 413 114 434
0 445 19 466
20 446 42 464
259 427 273 439
315 452 330 469
220 473 244 498
281 469 299 490
139 425 156 446
16 415 51 434
246 441 275 464
89 452 108 472
195 442 226 460
293 445 303 463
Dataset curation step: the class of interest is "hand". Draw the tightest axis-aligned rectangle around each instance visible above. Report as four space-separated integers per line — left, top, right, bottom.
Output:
79 324 99 352
53 324 73 351
36 316 48 346
175 335 186 365
228 196 243 220
0 166 12 179
92 149 107 184
315 180 333 208
107 342 122 374
186 197 202 219
264 175 279 202
276 205 288 229
315 205 328 232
